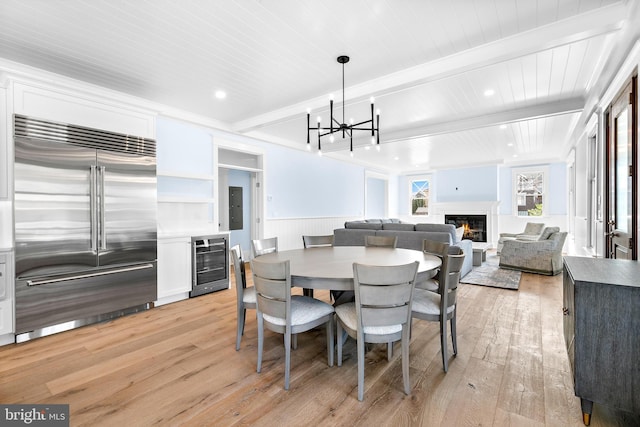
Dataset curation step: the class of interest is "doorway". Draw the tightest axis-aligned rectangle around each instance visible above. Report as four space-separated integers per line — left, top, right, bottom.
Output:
217 146 264 257
605 75 637 259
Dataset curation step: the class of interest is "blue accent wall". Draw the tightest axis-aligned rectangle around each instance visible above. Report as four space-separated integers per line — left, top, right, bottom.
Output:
263 144 365 218
435 166 499 202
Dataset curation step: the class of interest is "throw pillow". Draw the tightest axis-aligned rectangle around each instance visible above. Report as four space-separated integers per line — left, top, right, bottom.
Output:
455 226 464 242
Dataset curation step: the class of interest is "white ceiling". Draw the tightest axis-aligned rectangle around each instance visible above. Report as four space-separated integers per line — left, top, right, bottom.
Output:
0 0 635 173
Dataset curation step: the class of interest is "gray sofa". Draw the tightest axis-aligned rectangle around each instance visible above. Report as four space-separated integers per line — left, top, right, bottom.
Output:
333 219 473 278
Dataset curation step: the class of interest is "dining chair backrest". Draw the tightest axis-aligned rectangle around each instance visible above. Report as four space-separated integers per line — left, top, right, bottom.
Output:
439 247 465 311
251 258 291 322
230 245 247 296
364 235 398 248
353 261 419 332
251 237 278 258
422 239 450 258
302 234 334 248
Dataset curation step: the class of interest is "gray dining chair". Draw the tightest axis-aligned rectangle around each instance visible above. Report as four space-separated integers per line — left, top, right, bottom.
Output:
302 234 334 248
417 239 450 292
251 258 335 390
333 234 399 307
411 248 465 372
230 245 256 351
302 234 334 297
251 237 278 258
364 235 397 248
336 261 419 401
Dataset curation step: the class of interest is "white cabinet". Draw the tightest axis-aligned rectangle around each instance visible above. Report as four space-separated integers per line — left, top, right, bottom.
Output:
0 87 7 200
157 237 192 304
0 252 14 336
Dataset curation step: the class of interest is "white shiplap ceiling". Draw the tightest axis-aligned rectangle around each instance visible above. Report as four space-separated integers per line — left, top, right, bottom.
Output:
0 0 635 173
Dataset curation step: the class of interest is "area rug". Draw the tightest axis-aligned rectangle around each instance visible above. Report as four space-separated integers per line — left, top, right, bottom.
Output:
460 255 521 290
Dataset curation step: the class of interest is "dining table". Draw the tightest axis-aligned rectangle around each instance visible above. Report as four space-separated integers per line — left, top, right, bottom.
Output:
254 246 441 291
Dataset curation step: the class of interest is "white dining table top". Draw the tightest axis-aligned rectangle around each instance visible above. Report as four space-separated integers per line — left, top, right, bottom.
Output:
254 246 441 291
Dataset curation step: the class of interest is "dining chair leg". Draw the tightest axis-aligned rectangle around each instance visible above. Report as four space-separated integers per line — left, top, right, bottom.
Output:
284 329 291 390
236 307 245 351
292 334 298 350
256 315 264 373
387 341 393 361
440 317 448 373
326 318 334 367
402 325 411 395
357 336 365 401
451 313 458 356
337 322 343 367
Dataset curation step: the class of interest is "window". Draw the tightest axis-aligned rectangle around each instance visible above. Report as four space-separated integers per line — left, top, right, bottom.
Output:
512 167 546 216
410 177 431 216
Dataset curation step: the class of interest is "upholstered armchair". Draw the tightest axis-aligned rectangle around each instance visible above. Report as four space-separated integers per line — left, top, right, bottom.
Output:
499 227 567 275
496 222 546 253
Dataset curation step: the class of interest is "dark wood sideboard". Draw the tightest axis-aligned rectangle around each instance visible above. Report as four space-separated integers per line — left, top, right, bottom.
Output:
562 256 640 425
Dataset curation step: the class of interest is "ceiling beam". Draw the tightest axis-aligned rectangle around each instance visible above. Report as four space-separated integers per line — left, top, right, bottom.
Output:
232 2 626 134
381 97 585 144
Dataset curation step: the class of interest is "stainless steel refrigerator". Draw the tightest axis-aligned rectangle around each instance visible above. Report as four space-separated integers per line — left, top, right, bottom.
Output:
13 114 157 341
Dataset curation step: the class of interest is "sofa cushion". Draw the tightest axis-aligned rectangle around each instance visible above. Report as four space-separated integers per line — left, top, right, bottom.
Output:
414 223 457 243
382 223 415 231
539 226 560 240
345 221 383 230
333 228 377 246
523 222 546 235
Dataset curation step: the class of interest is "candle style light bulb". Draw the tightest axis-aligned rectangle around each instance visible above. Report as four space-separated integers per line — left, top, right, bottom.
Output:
376 145 381 152
370 96 375 104
330 135 335 143
371 136 375 145
329 93 335 101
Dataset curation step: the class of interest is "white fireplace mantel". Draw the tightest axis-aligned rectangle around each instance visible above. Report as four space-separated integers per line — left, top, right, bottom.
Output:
432 201 501 245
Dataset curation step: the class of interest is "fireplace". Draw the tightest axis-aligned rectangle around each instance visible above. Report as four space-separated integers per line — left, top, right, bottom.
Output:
445 214 487 242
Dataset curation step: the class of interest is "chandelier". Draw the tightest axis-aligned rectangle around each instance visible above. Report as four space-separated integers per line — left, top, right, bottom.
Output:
306 56 380 156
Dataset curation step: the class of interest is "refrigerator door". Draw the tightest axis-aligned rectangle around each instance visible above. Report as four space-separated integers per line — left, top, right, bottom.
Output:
97 150 157 267
14 137 98 278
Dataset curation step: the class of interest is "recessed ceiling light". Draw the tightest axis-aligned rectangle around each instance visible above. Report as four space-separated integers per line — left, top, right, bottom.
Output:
499 124 507 130
507 143 514 147
484 89 495 97
214 90 227 100
394 156 400 161
512 154 518 158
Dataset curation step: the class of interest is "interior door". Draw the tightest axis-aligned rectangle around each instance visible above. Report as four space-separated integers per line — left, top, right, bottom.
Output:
606 77 637 259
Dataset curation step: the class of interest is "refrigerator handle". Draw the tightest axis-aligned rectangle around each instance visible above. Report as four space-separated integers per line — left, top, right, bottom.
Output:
99 166 106 250
90 165 97 253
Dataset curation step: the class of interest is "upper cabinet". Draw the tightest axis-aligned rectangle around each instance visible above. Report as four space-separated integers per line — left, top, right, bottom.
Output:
12 82 155 138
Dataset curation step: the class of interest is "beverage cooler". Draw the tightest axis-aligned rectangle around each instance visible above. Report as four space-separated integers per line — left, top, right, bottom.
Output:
191 235 228 297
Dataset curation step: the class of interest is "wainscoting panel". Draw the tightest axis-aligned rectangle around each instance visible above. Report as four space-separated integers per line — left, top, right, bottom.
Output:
263 216 360 251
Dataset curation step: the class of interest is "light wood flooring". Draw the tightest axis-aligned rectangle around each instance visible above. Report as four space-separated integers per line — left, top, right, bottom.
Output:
1 262 639 427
